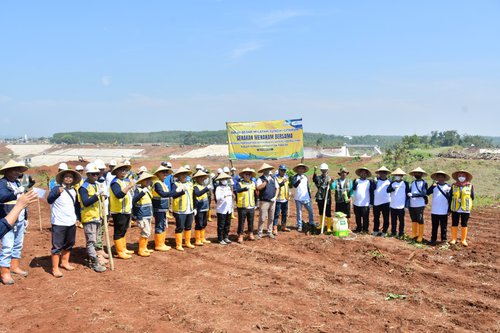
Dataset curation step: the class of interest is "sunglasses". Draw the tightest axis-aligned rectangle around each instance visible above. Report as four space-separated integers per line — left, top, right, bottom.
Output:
88 173 100 176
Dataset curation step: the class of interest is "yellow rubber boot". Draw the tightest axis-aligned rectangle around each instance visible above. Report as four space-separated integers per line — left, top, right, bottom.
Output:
449 227 458 245
122 237 134 254
317 215 323 229
194 230 204 246
155 233 171 251
184 230 195 249
138 237 151 257
461 227 468 247
326 217 332 233
114 238 132 259
417 224 424 243
207 209 213 222
201 229 211 244
411 222 418 240
166 211 174 220
175 233 184 251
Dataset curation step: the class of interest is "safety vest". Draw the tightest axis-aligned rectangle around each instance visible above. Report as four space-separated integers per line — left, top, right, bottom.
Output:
276 176 289 202
74 178 84 192
109 178 133 214
237 181 256 208
79 181 102 223
194 183 209 211
335 178 351 203
451 184 473 212
172 181 193 213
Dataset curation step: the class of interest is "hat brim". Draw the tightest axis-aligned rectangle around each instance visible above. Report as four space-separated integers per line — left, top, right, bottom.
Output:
293 164 309 173
111 164 132 175
355 168 372 177
430 172 451 182
56 170 82 186
0 164 28 175
409 171 428 176
451 170 473 182
239 169 257 178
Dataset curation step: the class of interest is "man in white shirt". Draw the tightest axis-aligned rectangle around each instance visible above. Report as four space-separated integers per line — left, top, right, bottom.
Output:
352 167 372 233
372 166 391 236
215 172 234 245
387 168 410 238
427 171 452 245
291 163 315 232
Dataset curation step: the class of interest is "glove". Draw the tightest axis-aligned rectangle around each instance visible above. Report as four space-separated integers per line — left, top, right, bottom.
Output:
407 193 413 198
15 186 25 195
176 184 184 193
141 187 149 194
207 184 214 190
270 197 276 202
193 209 197 216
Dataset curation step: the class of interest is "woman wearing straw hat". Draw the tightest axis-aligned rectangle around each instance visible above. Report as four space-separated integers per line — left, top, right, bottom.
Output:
352 167 372 233
408 167 429 243
152 165 175 252
170 167 195 251
426 171 452 245
387 168 410 238
0 160 30 285
132 172 155 257
372 166 391 236
47 169 81 277
235 168 257 243
215 172 234 244
291 163 316 232
109 162 135 259
256 163 279 240
192 170 214 246
449 170 475 247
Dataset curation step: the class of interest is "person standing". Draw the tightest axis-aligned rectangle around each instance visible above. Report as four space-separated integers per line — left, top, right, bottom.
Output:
291 163 316 232
313 163 333 233
215 172 233 245
235 168 257 243
152 165 175 251
449 170 475 247
132 172 155 257
387 168 410 239
408 167 429 243
331 168 352 221
352 167 372 233
170 167 195 251
0 160 30 285
192 170 213 246
273 164 290 232
256 163 279 240
372 166 391 236
426 170 452 245
47 169 81 277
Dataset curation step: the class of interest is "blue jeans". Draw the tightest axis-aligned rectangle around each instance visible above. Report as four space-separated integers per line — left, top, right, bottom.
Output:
154 212 167 234
295 200 314 228
273 201 288 226
0 219 26 267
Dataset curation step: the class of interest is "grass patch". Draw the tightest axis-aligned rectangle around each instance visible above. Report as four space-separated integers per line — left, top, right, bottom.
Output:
368 249 385 258
385 293 407 301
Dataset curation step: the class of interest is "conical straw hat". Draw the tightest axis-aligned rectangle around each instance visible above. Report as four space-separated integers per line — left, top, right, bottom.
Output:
391 168 406 176
0 159 28 175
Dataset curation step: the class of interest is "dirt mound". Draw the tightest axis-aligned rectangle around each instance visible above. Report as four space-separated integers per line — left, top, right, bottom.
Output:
438 149 500 160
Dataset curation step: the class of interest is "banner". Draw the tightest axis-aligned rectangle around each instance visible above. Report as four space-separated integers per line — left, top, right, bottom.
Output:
227 119 304 160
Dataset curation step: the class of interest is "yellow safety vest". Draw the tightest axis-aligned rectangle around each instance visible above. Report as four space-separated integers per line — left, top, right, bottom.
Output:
152 179 169 198
451 184 473 212
194 183 208 201
109 178 133 214
74 178 84 192
276 176 289 201
172 181 193 213
136 189 153 207
237 181 256 208
79 182 102 223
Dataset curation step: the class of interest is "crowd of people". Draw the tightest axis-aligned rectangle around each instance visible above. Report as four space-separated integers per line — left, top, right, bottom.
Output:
0 158 475 283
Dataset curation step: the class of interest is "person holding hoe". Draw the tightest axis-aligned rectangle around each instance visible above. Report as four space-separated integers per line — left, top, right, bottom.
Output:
449 170 475 247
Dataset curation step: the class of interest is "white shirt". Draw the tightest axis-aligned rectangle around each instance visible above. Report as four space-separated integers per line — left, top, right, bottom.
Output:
390 181 407 209
294 175 310 202
373 179 391 206
216 185 233 214
51 188 78 226
431 184 451 215
353 179 371 207
409 180 426 208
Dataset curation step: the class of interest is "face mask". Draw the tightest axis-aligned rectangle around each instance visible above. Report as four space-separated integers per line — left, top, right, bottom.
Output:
458 176 466 183
394 176 402 181
414 175 422 180
221 180 228 186
203 178 209 186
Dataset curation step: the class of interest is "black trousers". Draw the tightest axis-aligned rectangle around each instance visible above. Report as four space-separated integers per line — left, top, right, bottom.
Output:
390 209 405 236
51 225 76 254
431 214 448 242
237 208 255 235
174 213 194 233
335 202 351 218
353 205 370 232
317 199 332 218
217 213 231 241
195 211 208 230
112 213 131 240
451 212 469 227
373 203 390 233
409 207 425 224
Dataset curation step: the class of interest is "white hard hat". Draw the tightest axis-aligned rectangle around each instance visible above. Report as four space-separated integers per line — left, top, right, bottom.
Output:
195 164 203 170
223 166 230 173
94 159 106 169
217 168 223 174
75 165 84 171
138 166 148 173
109 160 117 166
85 163 100 174
123 160 131 166
320 163 329 171
58 163 68 171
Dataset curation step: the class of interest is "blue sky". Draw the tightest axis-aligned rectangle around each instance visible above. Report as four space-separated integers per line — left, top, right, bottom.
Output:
1 1 499 137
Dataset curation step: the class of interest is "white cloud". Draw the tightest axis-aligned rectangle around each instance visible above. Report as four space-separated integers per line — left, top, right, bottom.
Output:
101 76 112 87
231 41 263 59
256 10 308 28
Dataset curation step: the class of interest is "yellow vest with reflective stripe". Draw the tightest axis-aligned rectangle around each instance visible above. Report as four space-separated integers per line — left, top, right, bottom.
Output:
136 189 153 206
152 179 169 198
79 182 102 223
74 178 84 192
172 181 193 213
276 176 289 201
451 184 473 212
237 181 256 208
110 178 132 214
194 184 208 201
